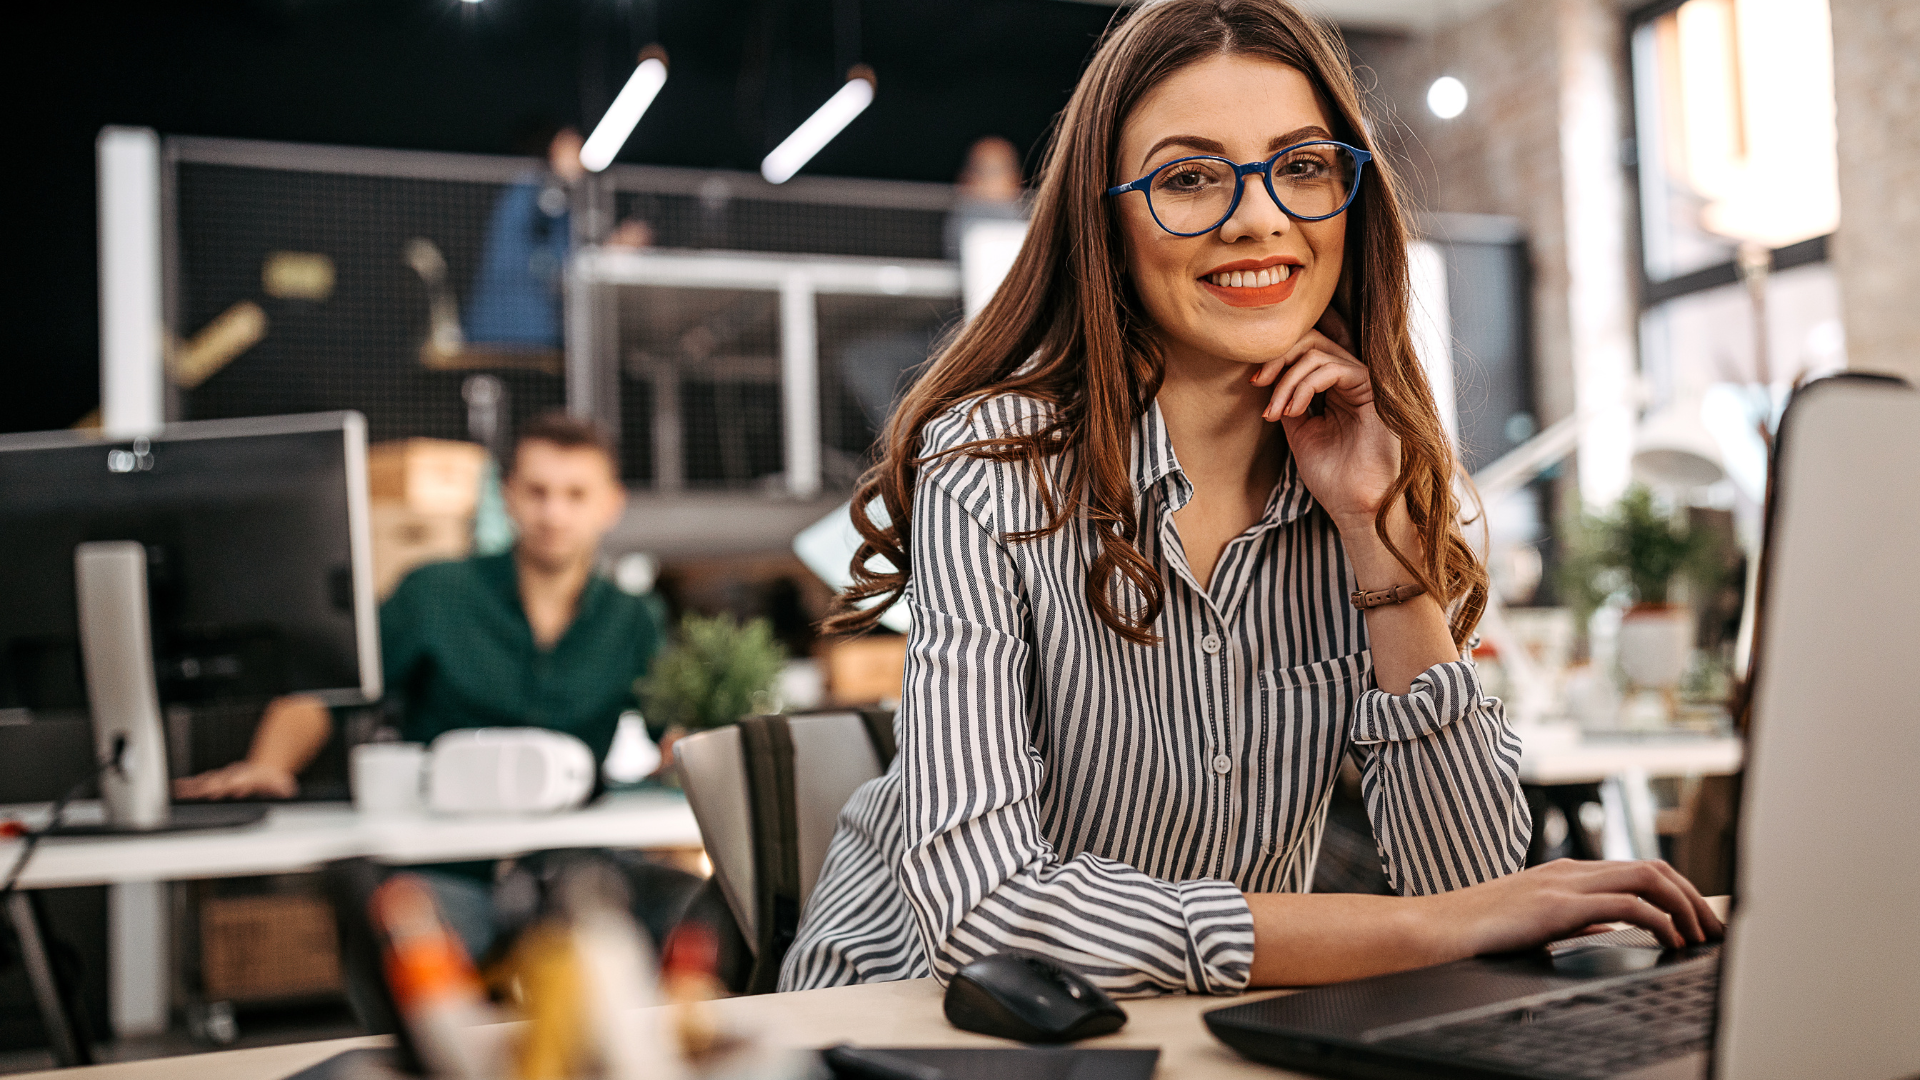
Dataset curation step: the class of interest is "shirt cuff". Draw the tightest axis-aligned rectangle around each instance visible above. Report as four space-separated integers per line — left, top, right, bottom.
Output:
1177 879 1255 995
1350 658 1487 745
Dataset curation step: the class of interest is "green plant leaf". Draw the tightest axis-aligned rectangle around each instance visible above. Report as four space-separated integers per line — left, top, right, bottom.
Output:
640 613 789 731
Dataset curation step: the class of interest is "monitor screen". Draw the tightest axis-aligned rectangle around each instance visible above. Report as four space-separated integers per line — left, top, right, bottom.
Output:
0 413 379 711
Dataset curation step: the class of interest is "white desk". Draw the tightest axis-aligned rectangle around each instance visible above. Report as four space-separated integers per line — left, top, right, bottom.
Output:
1517 730 1742 787
0 791 700 1064
1 791 702 890
1516 729 1742 863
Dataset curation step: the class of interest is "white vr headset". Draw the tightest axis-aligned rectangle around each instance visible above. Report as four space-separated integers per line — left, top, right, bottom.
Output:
425 728 597 814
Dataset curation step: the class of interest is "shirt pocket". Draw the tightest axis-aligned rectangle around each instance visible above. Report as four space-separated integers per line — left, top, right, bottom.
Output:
1247 652 1370 874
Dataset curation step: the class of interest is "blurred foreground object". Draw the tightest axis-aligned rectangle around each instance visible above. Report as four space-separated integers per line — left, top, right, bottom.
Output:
372 875 493 1080
495 860 684 1080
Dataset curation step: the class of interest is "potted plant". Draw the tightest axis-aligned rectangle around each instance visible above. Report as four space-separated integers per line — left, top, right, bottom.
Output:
1559 485 1709 692
639 613 788 781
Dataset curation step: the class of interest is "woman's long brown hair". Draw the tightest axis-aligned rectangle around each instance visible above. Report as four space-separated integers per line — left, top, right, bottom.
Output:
824 0 1487 650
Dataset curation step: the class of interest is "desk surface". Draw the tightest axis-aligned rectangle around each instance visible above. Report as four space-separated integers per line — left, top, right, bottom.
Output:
10 980 1306 1080
17 899 1735 1080
1516 730 1741 785
0 790 701 889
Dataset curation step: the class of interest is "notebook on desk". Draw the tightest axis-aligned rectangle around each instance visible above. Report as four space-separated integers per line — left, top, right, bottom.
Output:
1205 373 1920 1080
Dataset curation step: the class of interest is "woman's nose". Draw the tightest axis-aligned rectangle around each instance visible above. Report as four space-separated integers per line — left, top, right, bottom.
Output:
1217 172 1293 242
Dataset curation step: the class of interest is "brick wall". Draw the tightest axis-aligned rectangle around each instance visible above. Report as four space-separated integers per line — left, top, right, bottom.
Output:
1829 0 1920 383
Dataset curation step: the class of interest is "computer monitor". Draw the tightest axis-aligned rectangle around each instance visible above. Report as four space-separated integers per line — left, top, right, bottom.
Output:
0 412 380 828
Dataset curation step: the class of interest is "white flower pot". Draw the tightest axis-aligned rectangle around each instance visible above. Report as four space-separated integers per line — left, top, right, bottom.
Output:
1617 605 1692 690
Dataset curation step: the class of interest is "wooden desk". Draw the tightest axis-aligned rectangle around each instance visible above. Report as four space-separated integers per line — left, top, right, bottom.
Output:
6 899 1735 1080
8 979 1310 1080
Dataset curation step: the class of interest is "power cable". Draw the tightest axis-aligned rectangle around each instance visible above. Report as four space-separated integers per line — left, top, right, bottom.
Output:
0 736 130 899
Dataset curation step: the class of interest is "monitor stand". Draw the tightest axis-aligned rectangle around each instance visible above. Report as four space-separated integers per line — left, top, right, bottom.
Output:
74 541 174 830
72 543 270 835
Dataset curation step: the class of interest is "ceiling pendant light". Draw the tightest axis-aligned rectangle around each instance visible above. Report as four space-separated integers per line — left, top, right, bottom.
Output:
581 46 669 173
761 65 875 184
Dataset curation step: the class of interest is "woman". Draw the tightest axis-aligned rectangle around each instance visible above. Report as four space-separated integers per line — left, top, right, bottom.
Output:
782 0 1719 996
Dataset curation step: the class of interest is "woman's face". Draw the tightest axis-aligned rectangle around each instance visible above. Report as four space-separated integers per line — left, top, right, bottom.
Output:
1113 53 1348 370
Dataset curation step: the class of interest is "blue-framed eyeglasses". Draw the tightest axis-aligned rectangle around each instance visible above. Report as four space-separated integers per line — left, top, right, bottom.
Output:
1106 140 1372 237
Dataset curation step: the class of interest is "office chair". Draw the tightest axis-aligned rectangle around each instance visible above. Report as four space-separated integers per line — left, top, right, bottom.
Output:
673 709 895 993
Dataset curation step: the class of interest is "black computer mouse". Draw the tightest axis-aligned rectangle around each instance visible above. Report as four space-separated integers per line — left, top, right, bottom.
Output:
943 951 1128 1043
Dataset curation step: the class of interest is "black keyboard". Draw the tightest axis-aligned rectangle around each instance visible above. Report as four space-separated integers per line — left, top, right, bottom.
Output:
1376 964 1718 1080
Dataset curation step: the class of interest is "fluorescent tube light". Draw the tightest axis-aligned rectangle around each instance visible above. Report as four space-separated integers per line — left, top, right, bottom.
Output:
761 66 875 184
580 51 669 173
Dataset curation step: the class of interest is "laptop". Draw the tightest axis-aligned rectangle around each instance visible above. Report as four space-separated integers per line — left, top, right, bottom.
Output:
1204 373 1920 1080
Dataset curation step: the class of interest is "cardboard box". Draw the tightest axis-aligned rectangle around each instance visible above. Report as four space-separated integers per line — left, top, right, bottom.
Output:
367 438 487 517
200 894 342 1001
369 502 471 598
823 635 908 705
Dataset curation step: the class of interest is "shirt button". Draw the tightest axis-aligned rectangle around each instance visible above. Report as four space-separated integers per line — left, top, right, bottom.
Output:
1212 754 1232 775
1201 634 1221 655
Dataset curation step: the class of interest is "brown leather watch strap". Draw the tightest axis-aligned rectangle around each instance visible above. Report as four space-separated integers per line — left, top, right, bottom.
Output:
1349 582 1426 610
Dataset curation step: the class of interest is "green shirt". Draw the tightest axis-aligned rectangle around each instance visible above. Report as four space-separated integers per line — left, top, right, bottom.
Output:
379 552 665 763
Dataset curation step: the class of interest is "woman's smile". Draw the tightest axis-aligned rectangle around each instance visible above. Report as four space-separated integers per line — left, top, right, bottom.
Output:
1199 255 1303 308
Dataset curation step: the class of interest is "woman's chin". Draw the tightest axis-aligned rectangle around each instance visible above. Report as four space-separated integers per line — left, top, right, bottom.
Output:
1180 322 1316 367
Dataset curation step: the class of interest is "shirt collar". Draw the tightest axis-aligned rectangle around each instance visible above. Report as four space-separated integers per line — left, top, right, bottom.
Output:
1130 397 1317 527
481 549 613 632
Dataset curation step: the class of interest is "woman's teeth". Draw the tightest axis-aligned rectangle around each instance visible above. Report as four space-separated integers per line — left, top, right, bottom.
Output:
1206 265 1294 288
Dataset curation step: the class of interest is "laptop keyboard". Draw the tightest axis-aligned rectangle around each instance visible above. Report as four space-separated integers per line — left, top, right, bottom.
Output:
1376 964 1718 1080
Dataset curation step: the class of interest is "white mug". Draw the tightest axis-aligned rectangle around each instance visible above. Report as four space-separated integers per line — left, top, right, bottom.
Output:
351 742 426 815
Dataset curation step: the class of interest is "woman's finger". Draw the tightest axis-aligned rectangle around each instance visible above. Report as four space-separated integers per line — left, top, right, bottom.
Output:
1254 326 1363 389
1252 334 1325 388
1251 357 1288 387
1578 861 1709 945
1578 892 1685 950
1264 351 1340 419
1647 860 1725 939
1286 365 1349 418
1272 354 1372 419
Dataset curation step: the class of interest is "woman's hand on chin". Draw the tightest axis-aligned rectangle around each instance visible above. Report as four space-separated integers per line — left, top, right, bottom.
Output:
1420 859 1726 958
1250 308 1401 532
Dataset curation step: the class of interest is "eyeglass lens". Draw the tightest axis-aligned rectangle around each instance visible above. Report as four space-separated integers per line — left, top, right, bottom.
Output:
1147 142 1358 234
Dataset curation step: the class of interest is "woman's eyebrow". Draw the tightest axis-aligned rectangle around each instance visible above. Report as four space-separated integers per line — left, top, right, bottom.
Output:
1139 134 1227 167
1268 125 1335 150
1137 125 1339 170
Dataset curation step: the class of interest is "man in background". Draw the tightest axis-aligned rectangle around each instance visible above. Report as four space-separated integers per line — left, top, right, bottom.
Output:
177 414 679 964
179 411 658 799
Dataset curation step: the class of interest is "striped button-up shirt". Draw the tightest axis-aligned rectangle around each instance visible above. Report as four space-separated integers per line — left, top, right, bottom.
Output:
780 394 1530 996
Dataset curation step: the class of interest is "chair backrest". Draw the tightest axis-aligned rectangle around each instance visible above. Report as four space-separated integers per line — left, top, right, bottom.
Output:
674 708 894 992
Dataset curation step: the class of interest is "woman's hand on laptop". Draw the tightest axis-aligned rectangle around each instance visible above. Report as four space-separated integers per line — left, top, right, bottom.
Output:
1426 858 1725 955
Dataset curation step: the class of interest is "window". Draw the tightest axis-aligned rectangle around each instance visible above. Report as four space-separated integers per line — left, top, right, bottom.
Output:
1628 0 1844 519
1631 0 1838 283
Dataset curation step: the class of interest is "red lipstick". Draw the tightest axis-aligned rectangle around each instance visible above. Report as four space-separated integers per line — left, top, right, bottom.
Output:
1199 255 1303 308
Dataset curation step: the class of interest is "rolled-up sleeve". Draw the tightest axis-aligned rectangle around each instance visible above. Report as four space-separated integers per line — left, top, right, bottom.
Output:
896 474 1255 997
1349 659 1531 895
